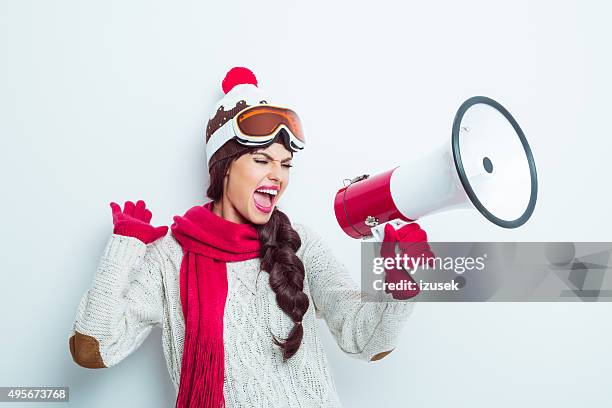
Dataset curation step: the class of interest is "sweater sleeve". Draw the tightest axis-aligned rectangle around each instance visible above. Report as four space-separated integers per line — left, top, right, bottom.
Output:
69 234 165 369
295 223 415 362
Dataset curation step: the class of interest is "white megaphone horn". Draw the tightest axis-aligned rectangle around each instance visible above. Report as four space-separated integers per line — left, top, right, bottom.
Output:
334 96 538 241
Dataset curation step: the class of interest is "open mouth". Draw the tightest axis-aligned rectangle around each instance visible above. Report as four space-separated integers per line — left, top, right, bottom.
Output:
253 187 279 214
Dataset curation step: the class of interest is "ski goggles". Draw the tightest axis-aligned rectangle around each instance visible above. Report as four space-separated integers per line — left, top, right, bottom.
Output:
206 104 305 164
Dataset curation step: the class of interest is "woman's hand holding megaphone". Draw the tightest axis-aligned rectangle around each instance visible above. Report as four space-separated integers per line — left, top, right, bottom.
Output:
380 222 435 300
109 200 168 244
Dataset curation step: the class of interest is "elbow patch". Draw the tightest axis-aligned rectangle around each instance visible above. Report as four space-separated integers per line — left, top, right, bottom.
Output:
370 349 394 361
69 331 107 369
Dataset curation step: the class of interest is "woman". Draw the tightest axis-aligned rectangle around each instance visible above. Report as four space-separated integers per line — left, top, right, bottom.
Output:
69 67 432 407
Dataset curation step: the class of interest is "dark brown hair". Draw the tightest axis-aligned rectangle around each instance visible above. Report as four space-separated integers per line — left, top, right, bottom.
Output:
206 138 309 360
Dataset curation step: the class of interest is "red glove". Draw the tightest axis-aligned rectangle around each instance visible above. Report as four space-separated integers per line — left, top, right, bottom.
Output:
380 222 435 300
109 200 168 244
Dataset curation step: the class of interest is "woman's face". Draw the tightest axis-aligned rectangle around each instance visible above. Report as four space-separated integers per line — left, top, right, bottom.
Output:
219 142 293 225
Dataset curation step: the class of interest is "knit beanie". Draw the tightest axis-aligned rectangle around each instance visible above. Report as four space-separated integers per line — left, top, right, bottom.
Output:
205 67 271 170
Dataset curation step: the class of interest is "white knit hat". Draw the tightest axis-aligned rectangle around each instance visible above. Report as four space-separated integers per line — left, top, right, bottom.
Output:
205 67 271 168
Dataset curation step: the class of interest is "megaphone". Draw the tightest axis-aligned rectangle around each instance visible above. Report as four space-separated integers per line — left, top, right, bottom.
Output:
334 96 538 241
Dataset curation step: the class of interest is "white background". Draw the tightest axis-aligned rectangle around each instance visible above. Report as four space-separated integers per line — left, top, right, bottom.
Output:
1 0 611 406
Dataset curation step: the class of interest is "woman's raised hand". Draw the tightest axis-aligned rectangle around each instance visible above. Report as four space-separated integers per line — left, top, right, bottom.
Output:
109 200 168 244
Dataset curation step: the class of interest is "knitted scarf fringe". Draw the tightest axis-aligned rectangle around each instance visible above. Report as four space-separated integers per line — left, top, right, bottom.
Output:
176 329 225 408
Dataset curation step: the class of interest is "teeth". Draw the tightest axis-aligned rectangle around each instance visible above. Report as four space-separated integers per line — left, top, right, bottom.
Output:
255 188 278 196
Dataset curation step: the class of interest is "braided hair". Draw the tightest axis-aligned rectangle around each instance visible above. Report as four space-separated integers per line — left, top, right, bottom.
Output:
206 138 309 360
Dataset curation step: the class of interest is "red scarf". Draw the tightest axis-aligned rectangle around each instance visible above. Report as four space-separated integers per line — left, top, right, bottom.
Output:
171 201 261 408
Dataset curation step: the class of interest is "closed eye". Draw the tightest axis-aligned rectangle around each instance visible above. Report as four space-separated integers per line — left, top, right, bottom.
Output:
254 159 293 168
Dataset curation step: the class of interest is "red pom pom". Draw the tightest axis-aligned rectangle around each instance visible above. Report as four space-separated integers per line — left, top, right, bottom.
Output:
222 67 258 94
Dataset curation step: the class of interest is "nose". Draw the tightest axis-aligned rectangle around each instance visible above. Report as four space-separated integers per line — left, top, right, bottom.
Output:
267 162 282 182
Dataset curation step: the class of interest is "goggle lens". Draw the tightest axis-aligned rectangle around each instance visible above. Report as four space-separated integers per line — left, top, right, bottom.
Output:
236 106 304 142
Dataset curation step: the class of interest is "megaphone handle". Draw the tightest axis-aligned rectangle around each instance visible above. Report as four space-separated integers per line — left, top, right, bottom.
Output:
369 218 411 242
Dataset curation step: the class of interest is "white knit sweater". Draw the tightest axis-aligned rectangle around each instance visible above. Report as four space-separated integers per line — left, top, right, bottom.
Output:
70 222 415 407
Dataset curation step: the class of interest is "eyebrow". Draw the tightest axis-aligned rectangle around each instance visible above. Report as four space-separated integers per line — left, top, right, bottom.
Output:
251 151 293 163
